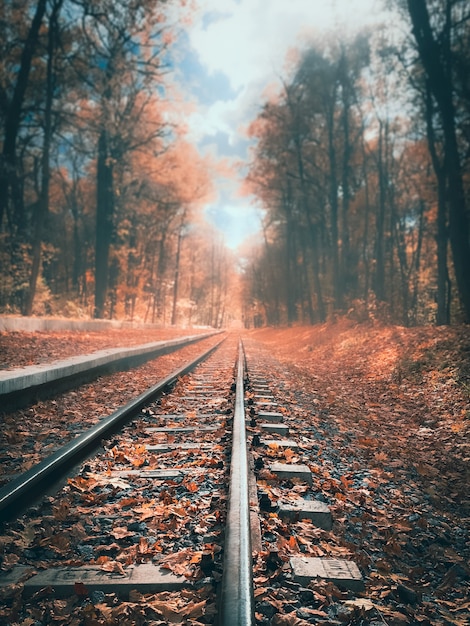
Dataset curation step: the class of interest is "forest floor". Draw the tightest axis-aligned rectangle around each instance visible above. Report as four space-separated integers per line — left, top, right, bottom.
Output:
0 320 469 624
247 319 470 625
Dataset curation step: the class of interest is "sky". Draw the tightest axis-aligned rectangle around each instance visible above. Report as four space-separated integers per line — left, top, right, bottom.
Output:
169 0 388 249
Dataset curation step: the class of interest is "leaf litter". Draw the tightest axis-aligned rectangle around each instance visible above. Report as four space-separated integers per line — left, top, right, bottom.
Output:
0 335 237 624
247 321 470 625
0 333 220 484
0 322 469 624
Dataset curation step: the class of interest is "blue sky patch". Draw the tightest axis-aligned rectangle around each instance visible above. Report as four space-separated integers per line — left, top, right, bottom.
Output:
177 31 239 105
202 11 233 31
199 131 251 158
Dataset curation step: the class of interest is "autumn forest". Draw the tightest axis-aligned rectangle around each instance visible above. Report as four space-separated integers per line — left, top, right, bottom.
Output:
1 0 470 328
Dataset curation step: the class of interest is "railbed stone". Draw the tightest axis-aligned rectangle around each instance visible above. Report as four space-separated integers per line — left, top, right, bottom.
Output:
113 469 184 480
18 564 187 598
145 426 219 433
269 462 312 484
260 423 289 435
0 566 31 587
262 439 299 449
257 411 284 422
146 442 213 453
278 499 332 529
290 557 364 592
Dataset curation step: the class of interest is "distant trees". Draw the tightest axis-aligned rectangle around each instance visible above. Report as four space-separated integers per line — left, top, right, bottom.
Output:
242 2 470 327
0 0 231 326
3 1 469 329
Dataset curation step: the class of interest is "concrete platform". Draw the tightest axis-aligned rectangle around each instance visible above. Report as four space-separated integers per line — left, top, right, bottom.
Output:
290 557 364 592
278 499 332 529
257 411 284 422
269 463 312 484
0 564 187 598
0 332 217 398
260 423 289 435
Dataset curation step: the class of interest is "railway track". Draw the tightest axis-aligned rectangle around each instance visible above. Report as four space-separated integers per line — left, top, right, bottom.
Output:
0 333 223 486
0 334 368 625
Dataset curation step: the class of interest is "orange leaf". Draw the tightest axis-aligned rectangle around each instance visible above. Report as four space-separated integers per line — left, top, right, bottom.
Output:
100 561 126 575
68 476 97 492
111 527 132 539
95 556 110 564
284 448 296 462
119 497 140 508
357 437 376 448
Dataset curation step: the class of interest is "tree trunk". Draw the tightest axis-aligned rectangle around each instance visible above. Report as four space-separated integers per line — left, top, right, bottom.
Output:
262 225 281 325
407 0 470 321
171 224 184 326
155 230 168 321
374 120 387 302
340 52 352 298
410 200 425 325
424 83 450 324
285 221 297 325
326 103 341 309
393 211 410 326
290 121 325 322
94 130 115 318
360 131 372 310
24 1 62 315
0 0 47 232
71 187 82 294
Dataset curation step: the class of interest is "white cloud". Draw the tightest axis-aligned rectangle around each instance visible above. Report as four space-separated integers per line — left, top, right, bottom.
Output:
184 0 386 144
206 200 263 249
189 0 383 89
170 0 389 247
186 99 239 142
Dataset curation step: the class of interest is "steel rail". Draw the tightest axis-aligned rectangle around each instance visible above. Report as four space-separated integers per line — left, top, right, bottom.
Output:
0 336 226 522
220 339 254 626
